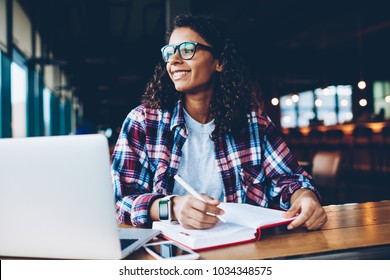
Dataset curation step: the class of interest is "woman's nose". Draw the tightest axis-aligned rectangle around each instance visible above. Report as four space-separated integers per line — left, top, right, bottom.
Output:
168 49 182 64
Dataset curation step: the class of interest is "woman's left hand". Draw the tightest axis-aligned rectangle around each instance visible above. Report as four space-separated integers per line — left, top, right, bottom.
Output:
283 188 328 230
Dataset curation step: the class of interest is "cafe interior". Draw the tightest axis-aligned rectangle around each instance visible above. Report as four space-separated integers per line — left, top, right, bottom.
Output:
2 0 389 206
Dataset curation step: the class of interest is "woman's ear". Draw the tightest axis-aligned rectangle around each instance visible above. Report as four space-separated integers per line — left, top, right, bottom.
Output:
216 59 224 72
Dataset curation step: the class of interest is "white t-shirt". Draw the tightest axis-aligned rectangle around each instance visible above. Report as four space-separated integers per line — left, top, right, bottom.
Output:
173 109 225 201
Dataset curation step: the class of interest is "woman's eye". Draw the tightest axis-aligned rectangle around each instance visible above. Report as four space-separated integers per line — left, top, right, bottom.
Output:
183 48 194 54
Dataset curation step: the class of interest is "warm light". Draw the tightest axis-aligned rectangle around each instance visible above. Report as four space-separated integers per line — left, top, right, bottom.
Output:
271 97 279 106
285 98 293 106
315 99 322 107
359 98 368 107
291 94 299 102
385 95 390 103
340 99 349 107
358 80 366 90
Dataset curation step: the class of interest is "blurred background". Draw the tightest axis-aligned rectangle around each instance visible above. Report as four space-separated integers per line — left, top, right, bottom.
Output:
0 0 389 205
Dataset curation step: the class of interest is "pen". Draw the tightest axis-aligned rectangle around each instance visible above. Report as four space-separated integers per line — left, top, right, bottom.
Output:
174 175 205 202
174 174 226 222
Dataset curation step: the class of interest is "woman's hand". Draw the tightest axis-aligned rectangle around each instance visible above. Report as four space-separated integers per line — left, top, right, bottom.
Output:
283 189 328 230
172 194 224 229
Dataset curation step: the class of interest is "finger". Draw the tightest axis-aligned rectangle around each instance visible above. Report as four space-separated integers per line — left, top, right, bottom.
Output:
178 209 218 229
207 205 225 216
287 210 311 230
190 196 224 216
181 207 220 229
200 194 221 206
207 199 221 206
305 209 328 230
302 207 320 230
191 215 219 229
190 207 220 223
181 198 220 221
307 217 327 230
292 204 326 230
180 216 218 229
283 202 300 218
303 203 327 228
200 193 214 200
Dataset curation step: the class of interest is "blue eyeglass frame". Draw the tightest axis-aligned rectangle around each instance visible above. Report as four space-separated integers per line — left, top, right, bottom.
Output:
160 41 214 62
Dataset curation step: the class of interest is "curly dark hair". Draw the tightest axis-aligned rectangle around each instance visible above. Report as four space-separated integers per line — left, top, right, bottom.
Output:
141 14 262 139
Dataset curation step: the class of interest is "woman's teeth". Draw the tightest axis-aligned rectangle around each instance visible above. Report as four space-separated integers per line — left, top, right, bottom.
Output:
173 71 190 79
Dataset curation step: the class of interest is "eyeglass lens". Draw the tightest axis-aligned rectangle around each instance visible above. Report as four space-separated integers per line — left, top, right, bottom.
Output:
162 42 196 62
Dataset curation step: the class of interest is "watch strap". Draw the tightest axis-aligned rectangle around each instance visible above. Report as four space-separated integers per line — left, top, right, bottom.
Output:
158 195 177 222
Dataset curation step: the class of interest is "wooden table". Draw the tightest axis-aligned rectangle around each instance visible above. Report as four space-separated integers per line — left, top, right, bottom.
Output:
126 200 390 260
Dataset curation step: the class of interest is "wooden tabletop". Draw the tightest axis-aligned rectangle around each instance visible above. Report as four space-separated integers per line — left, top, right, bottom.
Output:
126 200 390 260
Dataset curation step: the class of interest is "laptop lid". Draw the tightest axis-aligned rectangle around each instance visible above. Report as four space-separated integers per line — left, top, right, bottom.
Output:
0 134 159 259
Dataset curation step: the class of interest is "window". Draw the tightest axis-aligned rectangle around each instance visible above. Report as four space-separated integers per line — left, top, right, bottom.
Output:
315 86 337 126
43 87 51 135
280 95 296 128
297 91 315 127
337 85 353 123
280 84 353 128
373 81 390 120
11 59 27 137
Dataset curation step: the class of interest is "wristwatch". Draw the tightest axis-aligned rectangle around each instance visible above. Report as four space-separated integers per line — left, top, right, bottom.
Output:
158 195 177 223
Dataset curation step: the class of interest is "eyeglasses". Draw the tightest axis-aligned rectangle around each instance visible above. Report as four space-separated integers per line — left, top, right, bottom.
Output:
161 41 214 62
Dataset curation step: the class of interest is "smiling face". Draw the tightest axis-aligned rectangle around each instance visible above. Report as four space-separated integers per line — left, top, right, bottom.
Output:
166 27 222 95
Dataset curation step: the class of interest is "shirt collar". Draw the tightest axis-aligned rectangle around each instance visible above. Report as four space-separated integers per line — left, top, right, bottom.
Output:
170 99 186 131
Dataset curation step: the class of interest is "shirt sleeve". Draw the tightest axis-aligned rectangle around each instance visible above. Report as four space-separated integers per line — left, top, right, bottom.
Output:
111 109 163 227
260 115 321 210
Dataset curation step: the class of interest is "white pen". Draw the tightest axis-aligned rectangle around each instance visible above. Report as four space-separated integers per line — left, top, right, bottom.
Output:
174 174 226 222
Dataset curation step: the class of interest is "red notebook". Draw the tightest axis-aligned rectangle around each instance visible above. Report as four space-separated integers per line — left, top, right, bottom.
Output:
152 202 295 251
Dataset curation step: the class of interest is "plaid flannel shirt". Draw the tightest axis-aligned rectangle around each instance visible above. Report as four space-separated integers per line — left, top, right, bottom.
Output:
111 100 319 227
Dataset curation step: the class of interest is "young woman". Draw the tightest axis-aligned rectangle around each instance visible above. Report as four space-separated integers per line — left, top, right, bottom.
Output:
111 14 327 230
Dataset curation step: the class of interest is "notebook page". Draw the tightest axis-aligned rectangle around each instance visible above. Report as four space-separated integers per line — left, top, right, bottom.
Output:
218 202 292 229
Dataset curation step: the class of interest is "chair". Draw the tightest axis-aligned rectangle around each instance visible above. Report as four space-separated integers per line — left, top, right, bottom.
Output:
311 151 342 205
307 129 324 161
342 126 378 202
285 128 303 144
350 126 375 172
323 129 345 149
380 125 390 173
286 128 310 162
308 129 324 144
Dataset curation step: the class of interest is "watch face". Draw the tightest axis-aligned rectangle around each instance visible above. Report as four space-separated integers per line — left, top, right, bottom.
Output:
159 200 169 220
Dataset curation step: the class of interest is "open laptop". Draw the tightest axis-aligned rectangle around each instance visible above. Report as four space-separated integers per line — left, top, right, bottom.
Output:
0 134 160 259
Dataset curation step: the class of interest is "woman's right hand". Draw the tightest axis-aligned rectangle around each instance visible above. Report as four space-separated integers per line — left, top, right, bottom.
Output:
172 194 224 229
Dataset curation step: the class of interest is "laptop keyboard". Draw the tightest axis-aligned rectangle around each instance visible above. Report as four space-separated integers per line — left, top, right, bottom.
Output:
120 238 138 250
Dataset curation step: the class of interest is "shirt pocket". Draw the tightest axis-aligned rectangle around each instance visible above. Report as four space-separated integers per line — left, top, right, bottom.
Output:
239 165 265 185
239 165 267 205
